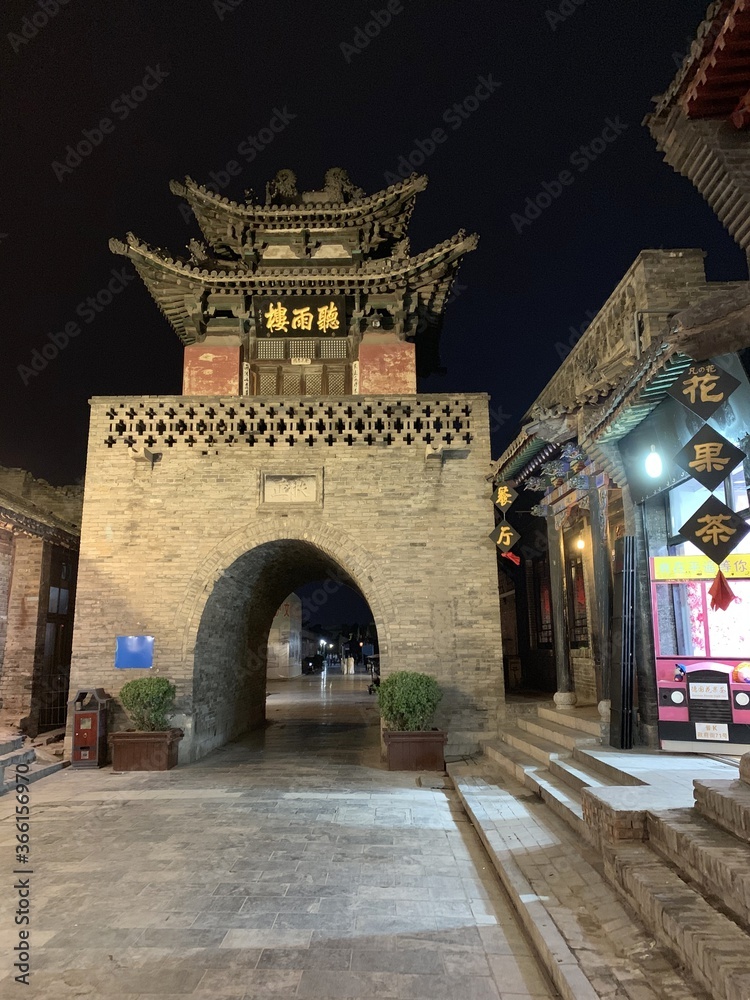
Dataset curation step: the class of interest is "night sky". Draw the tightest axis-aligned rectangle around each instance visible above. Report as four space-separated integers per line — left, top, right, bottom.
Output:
2 0 747 494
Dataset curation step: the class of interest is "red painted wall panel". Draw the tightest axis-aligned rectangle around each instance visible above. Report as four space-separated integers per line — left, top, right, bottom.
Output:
358 337 416 394
183 345 242 395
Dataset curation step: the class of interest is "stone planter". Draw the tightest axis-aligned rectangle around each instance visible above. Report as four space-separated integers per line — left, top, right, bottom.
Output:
383 730 447 771
111 728 183 771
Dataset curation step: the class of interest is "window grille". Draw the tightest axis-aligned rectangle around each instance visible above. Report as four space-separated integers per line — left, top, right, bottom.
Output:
327 369 346 395
256 340 285 360
259 370 278 394
283 371 302 394
320 339 347 359
305 371 323 394
290 340 316 359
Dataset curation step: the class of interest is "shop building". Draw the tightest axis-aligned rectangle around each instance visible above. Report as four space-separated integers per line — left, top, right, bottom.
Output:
0 467 82 736
493 1 750 748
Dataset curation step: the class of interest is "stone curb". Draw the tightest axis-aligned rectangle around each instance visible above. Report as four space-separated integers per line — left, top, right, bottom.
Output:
448 766 599 1000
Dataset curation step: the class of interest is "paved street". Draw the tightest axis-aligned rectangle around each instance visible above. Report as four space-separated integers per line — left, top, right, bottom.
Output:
0 672 557 999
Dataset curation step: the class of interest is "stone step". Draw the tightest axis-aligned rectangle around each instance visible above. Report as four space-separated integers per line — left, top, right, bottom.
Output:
484 742 589 840
0 758 65 796
548 755 619 793
0 746 35 770
537 705 603 738
484 739 546 785
450 762 711 1000
533 771 587 840
0 745 37 792
605 841 750 1000
647 808 750 931
518 715 599 751
694 777 750 845
500 724 572 767
0 733 24 757
572 746 646 787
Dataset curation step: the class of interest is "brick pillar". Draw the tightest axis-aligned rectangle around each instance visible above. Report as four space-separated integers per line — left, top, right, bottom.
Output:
0 535 47 734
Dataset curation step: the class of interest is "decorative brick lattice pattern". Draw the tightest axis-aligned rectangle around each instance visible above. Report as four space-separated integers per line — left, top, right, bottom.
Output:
103 398 474 451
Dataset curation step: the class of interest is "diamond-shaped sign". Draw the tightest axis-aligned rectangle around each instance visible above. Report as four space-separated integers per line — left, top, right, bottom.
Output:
667 360 740 420
489 520 520 553
679 495 750 564
674 424 746 492
492 482 518 512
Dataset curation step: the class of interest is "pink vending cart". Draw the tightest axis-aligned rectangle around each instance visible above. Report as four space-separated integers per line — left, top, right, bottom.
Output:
651 553 750 753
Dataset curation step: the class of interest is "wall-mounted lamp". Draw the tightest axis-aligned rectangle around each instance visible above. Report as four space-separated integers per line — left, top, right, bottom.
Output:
645 445 663 479
575 535 585 551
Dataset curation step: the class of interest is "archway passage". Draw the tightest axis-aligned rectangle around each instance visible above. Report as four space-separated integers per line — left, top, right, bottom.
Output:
193 539 382 760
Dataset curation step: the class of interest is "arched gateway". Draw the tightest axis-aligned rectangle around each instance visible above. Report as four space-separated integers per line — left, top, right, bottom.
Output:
66 168 504 762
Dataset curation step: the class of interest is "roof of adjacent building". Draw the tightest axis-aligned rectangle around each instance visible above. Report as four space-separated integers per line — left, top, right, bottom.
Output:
649 0 750 122
0 467 82 544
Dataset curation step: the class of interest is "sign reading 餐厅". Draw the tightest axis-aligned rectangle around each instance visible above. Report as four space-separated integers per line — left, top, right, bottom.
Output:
666 360 741 420
489 520 520 553
492 482 518 512
254 295 346 337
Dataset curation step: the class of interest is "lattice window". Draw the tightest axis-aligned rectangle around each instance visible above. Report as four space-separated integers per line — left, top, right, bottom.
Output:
283 371 302 394
256 340 285 360
326 368 346 395
320 339 347 359
259 370 278 394
305 370 323 394
290 339 316 360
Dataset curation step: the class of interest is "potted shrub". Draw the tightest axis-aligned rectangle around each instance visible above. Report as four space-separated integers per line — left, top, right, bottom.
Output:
111 676 183 771
378 670 446 771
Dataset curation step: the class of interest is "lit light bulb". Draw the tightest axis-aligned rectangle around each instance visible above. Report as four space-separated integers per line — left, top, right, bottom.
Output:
645 446 662 478
576 536 585 551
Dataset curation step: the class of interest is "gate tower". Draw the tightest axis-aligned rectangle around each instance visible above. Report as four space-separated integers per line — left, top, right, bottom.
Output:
67 168 504 762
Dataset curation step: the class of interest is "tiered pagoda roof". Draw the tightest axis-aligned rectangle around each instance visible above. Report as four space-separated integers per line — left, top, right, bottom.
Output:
110 168 477 377
169 170 428 256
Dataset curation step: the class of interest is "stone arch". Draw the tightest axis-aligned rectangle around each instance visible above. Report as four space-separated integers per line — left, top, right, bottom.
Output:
175 517 395 760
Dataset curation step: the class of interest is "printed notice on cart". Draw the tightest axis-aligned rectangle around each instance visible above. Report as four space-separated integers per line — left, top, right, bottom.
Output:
688 683 727 700
695 723 729 741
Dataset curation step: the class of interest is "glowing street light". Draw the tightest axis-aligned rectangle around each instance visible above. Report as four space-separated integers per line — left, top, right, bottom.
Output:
645 445 663 479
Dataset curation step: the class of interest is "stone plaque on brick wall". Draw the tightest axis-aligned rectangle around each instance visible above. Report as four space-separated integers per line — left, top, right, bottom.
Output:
262 473 319 505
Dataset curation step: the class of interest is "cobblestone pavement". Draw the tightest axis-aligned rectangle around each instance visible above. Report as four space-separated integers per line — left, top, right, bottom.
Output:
0 673 558 999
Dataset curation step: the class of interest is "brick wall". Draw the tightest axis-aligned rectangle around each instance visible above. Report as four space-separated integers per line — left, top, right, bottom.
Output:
68 393 505 761
0 529 14 679
0 535 47 731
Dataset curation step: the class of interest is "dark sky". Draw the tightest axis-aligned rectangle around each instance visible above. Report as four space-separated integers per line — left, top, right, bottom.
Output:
1 0 747 487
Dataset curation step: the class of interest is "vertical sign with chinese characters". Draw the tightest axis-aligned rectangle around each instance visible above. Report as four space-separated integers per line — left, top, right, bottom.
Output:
253 296 346 337
490 482 520 552
667 357 748 567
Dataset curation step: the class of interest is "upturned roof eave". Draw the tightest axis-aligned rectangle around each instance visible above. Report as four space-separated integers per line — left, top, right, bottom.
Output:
109 231 477 288
170 173 429 227
109 232 477 346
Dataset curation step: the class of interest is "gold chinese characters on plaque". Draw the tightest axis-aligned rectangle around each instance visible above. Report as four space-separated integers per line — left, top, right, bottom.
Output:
254 295 346 337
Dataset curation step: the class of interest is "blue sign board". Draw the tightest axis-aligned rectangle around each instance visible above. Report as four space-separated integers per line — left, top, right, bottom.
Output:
115 635 154 669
